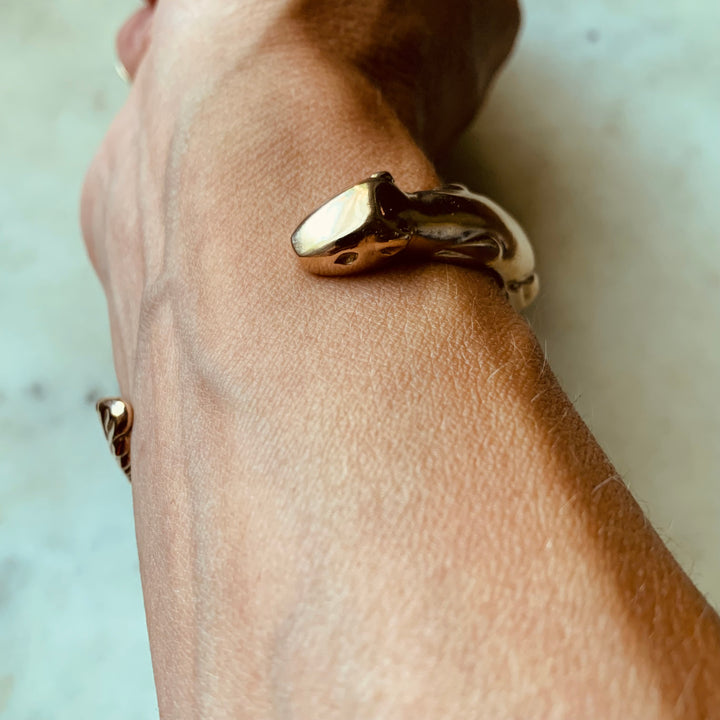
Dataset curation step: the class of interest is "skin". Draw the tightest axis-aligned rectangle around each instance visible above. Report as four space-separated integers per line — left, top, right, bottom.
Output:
83 1 720 718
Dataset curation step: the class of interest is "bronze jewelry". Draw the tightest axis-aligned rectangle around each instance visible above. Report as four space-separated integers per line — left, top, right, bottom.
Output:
114 61 131 85
96 174 538 480
291 171 539 311
96 398 133 482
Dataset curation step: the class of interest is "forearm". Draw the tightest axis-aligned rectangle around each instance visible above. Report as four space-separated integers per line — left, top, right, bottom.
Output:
84 3 720 716
124 47 720 719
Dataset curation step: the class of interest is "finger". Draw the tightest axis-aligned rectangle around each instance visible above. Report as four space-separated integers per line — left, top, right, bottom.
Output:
116 5 155 81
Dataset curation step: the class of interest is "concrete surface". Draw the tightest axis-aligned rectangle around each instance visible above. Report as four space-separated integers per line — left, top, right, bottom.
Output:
0 0 718 716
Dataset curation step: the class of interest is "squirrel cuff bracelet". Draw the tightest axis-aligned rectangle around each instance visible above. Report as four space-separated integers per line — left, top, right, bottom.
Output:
291 171 538 311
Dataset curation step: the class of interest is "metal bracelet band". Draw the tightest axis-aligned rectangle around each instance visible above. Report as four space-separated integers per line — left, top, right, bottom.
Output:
96 398 133 482
291 171 539 311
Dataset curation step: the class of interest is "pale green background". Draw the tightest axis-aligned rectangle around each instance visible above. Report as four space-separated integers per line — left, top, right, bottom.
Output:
1 0 718 717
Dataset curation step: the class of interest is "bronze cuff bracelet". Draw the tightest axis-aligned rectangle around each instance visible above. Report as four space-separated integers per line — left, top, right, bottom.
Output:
291 171 539 311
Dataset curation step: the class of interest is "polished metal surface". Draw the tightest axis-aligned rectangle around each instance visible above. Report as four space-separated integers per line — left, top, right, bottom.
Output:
292 171 539 310
96 397 133 482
